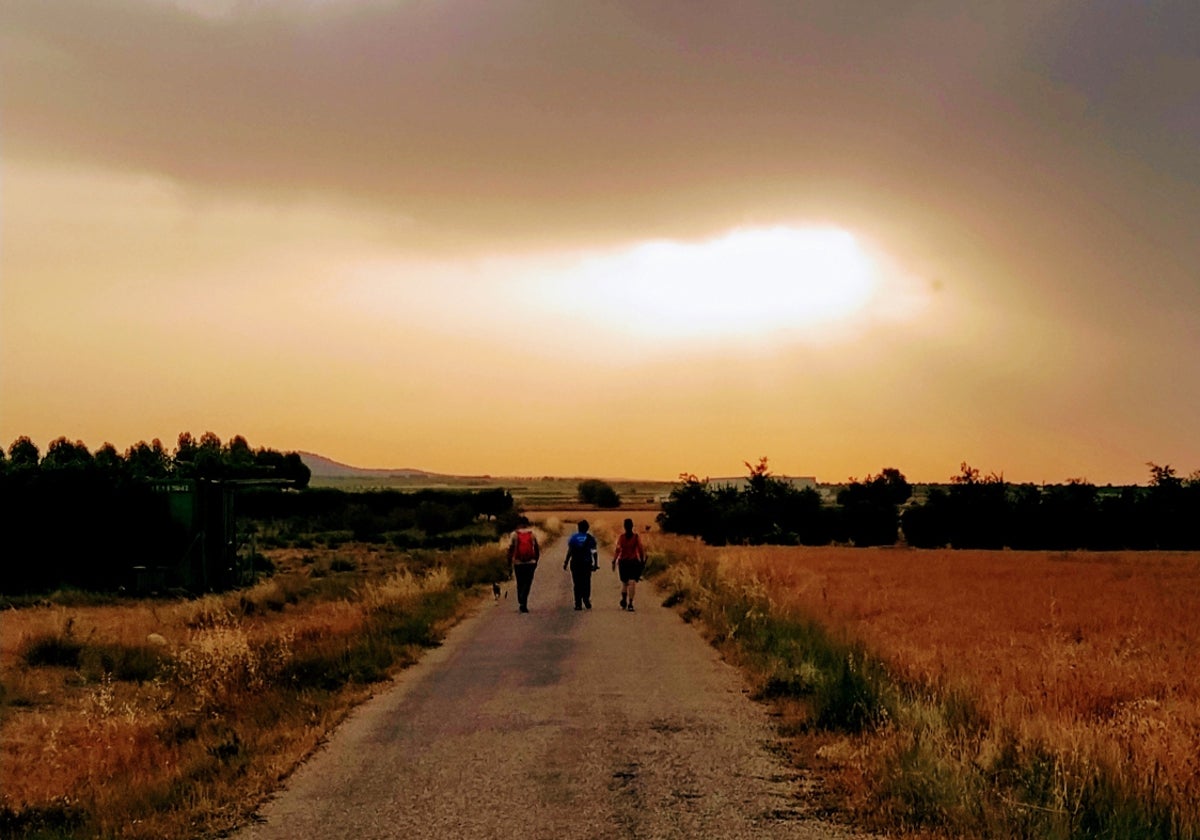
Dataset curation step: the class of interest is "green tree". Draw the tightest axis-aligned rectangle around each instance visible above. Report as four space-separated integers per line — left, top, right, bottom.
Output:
657 474 715 537
660 460 826 545
1147 462 1183 494
175 431 225 478
837 467 912 546
947 462 1009 548
739 458 824 544
1143 462 1195 549
93 442 125 479
174 432 198 471
578 478 621 508
8 436 40 469
195 432 224 476
281 451 311 488
42 437 94 471
225 435 255 473
126 439 171 479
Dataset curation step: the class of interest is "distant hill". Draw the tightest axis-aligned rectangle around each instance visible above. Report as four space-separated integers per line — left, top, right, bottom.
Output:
298 452 436 479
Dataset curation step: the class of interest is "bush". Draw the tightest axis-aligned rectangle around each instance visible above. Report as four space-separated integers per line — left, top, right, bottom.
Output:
658 460 828 545
578 478 621 508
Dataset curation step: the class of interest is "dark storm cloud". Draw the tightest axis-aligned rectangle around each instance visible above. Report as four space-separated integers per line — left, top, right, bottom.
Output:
3 0 1194 250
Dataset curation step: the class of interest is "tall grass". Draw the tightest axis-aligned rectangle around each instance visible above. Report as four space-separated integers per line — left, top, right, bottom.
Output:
660 554 893 733
0 540 509 839
652 537 1200 839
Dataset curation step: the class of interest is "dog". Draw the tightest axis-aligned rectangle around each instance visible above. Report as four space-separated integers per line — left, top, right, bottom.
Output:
492 582 502 602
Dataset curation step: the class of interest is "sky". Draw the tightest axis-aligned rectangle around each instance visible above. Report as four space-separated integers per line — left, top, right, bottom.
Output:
2 0 1197 484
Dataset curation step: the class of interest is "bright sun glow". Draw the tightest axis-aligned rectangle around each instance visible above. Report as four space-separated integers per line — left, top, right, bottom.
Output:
543 227 879 341
345 224 930 360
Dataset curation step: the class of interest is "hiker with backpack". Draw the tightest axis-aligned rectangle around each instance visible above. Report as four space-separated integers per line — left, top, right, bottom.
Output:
508 526 541 613
612 518 646 612
563 519 598 611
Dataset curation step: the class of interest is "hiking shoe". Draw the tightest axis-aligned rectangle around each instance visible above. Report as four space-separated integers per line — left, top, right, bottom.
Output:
584 600 592 609
620 595 627 609
519 605 529 613
574 604 583 611
626 603 634 612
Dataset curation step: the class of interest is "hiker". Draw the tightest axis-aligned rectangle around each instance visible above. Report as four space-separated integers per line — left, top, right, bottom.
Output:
563 519 598 610
508 526 541 613
612 518 646 611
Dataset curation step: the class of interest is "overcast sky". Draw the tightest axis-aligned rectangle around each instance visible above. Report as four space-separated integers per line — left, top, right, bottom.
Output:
2 0 1197 483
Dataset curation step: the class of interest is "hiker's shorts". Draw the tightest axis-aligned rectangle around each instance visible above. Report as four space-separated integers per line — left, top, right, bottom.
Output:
617 559 644 583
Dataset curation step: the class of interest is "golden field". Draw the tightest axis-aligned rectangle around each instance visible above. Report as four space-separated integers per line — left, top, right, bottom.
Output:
653 536 1200 837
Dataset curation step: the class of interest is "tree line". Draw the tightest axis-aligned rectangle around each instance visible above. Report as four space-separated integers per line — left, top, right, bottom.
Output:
0 433 526 595
239 485 519 548
0 433 315 594
1 432 312 487
658 459 1200 551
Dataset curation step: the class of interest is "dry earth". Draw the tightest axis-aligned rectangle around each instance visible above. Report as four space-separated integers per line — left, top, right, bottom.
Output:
233 534 876 840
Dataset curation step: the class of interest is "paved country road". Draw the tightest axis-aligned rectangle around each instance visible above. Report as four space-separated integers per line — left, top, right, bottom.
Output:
234 534 874 840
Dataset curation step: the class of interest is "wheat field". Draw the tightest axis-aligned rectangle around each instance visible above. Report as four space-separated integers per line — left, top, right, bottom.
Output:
656 537 1200 836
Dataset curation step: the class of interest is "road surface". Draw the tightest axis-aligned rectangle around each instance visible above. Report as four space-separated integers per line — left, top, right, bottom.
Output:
234 533 872 840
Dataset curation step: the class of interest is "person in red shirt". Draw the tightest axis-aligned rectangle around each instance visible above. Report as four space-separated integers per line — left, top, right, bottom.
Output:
611 518 646 612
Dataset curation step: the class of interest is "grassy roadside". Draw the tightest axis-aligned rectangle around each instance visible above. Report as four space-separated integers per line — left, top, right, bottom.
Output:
649 537 1195 840
0 540 516 840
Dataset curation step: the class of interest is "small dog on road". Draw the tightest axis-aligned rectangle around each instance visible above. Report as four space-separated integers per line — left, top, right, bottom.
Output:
492 582 503 602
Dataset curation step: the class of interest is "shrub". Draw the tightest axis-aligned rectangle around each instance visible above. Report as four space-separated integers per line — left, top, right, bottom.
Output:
659 460 827 545
577 478 621 508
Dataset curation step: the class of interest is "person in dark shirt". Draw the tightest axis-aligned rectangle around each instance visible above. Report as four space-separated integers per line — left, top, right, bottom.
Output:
563 519 598 610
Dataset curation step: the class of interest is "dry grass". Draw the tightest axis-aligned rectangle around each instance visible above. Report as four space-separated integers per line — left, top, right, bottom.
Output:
652 536 1200 837
0 540 506 839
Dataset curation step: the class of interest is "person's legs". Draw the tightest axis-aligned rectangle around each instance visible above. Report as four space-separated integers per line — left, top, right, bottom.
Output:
514 564 535 611
579 566 592 608
572 567 590 609
618 560 642 610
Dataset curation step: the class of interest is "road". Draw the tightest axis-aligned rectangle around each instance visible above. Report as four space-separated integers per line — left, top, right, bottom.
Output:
234 533 871 840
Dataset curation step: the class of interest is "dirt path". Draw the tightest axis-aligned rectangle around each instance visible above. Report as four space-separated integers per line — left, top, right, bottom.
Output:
234 534 872 840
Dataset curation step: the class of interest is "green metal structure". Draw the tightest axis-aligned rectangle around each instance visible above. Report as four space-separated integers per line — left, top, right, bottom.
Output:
142 479 243 592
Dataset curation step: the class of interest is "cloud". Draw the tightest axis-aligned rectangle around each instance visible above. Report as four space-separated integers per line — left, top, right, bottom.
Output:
6 0 1192 252
3 0 1198 481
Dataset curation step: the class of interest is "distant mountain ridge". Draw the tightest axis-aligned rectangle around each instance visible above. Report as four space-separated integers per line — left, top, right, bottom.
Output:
298 452 437 479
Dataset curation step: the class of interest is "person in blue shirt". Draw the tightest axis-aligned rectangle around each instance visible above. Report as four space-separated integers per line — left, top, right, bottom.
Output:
563 519 598 610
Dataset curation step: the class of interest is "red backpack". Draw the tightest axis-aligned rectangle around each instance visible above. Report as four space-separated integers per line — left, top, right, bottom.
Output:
513 530 538 562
